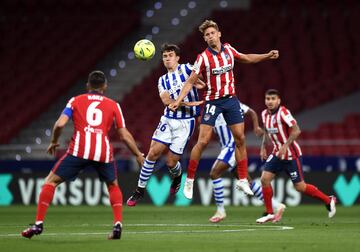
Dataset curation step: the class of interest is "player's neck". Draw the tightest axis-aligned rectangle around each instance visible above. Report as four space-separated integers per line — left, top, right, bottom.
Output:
89 89 104 95
268 106 280 114
167 63 179 73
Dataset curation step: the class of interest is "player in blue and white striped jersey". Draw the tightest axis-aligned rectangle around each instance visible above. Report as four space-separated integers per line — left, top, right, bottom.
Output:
209 103 286 223
127 43 204 206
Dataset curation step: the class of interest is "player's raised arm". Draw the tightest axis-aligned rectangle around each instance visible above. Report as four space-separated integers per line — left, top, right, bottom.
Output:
168 71 199 111
237 50 279 64
47 114 69 155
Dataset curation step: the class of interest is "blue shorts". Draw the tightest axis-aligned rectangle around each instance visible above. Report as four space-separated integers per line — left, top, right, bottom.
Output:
201 96 244 126
52 154 117 183
263 155 304 184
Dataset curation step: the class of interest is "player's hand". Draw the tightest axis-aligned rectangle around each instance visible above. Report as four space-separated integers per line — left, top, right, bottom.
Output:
254 127 264 137
136 153 145 167
277 145 287 159
268 50 279 59
260 147 268 161
47 142 60 156
182 100 204 107
168 101 180 112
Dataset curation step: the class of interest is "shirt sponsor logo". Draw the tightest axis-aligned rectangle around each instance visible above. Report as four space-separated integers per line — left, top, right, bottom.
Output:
84 125 103 134
204 114 211 121
267 127 279 134
211 64 232 75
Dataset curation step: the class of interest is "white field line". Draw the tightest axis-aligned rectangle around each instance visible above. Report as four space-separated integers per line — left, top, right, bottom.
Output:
0 224 294 237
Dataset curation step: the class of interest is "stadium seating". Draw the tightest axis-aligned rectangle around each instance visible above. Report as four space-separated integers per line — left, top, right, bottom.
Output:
117 0 360 152
0 0 140 143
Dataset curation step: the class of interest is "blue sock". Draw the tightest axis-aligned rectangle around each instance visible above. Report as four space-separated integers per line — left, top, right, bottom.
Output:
137 159 156 188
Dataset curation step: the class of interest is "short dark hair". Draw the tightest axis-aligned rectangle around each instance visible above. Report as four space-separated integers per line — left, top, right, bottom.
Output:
88 70 107 89
265 89 280 97
161 43 180 56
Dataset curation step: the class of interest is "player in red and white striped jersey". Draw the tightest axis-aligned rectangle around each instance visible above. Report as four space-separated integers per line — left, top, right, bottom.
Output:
256 89 336 223
169 20 279 199
21 71 144 240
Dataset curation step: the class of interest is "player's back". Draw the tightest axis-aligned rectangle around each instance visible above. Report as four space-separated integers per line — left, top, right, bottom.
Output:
66 92 125 163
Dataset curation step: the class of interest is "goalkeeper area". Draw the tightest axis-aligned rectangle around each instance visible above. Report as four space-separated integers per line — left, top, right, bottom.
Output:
0 205 359 252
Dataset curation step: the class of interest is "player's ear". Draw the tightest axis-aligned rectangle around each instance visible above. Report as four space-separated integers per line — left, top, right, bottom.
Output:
218 31 221 38
86 82 90 91
176 55 180 62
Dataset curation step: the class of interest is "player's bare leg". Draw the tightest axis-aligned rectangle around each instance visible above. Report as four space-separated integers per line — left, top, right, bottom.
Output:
294 181 336 218
229 123 253 196
127 141 167 206
21 172 63 238
256 171 276 224
166 151 182 195
209 160 229 223
184 124 213 199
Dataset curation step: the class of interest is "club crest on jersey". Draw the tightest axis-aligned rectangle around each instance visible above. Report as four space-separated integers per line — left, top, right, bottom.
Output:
225 53 230 60
212 64 232 75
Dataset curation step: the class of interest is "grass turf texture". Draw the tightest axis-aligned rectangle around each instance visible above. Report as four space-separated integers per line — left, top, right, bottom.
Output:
0 205 359 252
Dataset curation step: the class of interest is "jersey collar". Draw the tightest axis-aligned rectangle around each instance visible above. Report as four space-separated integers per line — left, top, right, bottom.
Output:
207 44 225 55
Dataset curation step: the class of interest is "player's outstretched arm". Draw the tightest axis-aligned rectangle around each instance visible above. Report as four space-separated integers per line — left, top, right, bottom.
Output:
47 114 69 156
117 127 145 166
160 91 204 108
168 71 199 111
245 108 264 137
238 50 279 64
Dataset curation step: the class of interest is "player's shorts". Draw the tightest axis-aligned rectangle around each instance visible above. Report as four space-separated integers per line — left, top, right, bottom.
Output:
216 145 236 168
263 154 304 183
152 116 196 155
201 96 244 126
52 154 117 183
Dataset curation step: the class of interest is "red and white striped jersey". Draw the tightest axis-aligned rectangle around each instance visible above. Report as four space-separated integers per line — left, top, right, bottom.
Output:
261 106 302 160
193 43 241 101
64 92 125 163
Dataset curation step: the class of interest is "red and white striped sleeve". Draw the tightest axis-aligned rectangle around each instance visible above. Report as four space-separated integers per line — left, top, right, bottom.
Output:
193 54 205 75
114 102 126 128
280 107 296 127
226 43 242 60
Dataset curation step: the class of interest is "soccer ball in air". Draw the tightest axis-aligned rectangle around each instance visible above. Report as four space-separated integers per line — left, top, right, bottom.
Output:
133 39 156 61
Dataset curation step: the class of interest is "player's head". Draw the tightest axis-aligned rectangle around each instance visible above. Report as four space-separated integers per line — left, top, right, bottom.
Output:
199 20 221 49
161 43 180 71
87 70 107 93
265 89 281 111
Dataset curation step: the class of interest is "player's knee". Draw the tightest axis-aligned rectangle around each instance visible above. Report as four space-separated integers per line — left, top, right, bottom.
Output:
147 148 161 160
166 159 177 168
209 169 220 179
197 139 209 150
233 134 245 147
260 177 271 186
294 183 306 192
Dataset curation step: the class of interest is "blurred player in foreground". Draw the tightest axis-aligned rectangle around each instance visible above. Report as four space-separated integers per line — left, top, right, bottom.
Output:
21 71 144 239
256 89 336 223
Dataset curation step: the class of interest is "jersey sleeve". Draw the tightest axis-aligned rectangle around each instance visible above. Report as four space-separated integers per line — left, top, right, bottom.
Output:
158 76 167 95
226 43 242 60
239 103 250 114
114 102 126 128
193 54 205 75
280 107 297 127
184 63 193 75
62 97 75 118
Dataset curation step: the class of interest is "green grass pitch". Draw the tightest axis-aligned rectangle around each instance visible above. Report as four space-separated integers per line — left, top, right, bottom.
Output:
0 205 359 252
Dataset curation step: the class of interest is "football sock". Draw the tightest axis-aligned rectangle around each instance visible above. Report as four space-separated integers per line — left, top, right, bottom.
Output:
168 162 182 178
237 158 248 179
137 159 156 188
187 160 198 179
108 185 123 223
250 181 280 209
212 178 225 212
304 183 331 204
35 184 55 222
262 185 274 214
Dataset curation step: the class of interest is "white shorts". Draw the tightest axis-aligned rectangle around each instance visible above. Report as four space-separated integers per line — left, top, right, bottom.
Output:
216 145 236 168
152 116 196 155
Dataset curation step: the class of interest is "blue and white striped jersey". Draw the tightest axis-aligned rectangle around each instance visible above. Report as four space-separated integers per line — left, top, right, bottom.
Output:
158 63 200 119
214 103 249 148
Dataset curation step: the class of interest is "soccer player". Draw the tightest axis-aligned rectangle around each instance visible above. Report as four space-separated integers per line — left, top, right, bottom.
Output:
169 20 279 199
209 103 285 223
126 44 203 206
21 71 145 239
256 89 336 223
